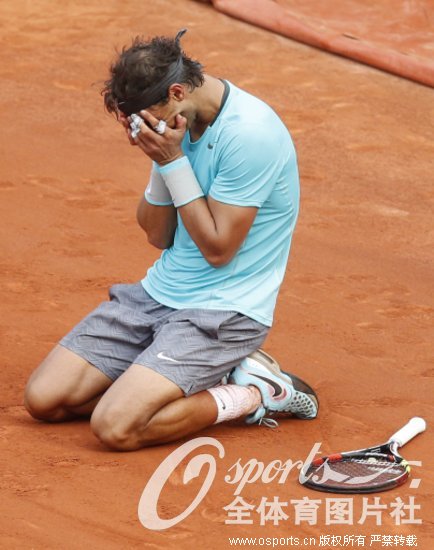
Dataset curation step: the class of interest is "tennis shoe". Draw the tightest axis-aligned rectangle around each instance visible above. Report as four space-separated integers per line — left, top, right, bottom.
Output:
229 349 319 424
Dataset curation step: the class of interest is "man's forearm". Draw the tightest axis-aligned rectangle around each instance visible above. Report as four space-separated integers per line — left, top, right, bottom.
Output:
136 164 177 249
136 199 177 250
177 197 257 267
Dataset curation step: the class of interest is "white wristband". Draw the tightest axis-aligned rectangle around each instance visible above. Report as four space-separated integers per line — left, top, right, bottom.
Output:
157 156 204 208
144 164 173 206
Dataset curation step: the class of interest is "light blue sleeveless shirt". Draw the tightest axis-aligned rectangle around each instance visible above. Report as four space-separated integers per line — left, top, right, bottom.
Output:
142 82 299 326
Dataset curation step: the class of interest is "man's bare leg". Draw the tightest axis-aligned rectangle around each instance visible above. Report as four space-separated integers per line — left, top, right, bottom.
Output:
24 345 113 422
141 391 219 445
24 347 227 445
25 349 260 450
90 363 262 451
90 364 225 451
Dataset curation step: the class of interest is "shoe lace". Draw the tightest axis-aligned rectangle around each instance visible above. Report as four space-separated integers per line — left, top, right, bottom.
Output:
258 416 279 428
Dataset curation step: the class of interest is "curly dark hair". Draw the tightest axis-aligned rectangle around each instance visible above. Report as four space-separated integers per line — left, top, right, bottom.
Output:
102 31 204 116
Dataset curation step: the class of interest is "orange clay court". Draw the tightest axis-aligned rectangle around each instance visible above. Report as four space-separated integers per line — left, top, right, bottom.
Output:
0 1 433 548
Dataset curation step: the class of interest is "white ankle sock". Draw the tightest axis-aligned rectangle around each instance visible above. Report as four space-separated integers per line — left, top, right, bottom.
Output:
207 384 262 424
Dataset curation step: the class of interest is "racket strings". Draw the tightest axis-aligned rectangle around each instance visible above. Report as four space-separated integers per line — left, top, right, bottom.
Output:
351 457 394 466
305 456 407 490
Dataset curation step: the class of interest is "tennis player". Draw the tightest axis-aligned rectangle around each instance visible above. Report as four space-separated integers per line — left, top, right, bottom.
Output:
24 30 318 450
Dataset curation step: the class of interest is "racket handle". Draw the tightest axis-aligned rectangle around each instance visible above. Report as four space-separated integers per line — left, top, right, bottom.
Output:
388 417 427 447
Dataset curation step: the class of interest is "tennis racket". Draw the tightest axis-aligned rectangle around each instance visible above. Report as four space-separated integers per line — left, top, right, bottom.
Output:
299 417 426 493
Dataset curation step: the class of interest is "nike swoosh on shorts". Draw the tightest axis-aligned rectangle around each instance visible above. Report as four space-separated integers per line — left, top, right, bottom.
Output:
157 352 180 363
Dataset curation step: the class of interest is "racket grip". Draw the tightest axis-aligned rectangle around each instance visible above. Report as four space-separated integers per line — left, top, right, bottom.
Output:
388 417 427 447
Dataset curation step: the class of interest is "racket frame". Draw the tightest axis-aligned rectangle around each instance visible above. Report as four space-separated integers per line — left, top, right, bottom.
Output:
299 417 426 494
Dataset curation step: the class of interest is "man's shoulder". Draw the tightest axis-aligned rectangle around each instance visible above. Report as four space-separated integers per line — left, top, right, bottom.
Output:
221 82 289 139
225 82 276 118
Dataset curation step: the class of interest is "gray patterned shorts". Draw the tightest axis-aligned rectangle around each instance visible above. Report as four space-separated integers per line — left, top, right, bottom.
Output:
59 282 269 396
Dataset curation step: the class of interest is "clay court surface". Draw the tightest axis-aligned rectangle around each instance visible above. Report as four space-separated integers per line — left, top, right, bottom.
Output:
0 1 433 548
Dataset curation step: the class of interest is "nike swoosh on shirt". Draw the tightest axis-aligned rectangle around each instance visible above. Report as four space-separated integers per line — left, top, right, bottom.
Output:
157 352 181 363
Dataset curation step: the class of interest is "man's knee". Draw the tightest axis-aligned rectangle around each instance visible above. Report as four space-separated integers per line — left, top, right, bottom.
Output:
24 378 65 421
90 402 164 451
24 346 112 421
90 406 138 451
24 364 88 422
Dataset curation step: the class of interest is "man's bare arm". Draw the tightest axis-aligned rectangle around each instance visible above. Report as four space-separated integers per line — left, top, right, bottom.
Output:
136 198 177 250
118 113 178 250
127 111 257 263
178 197 257 267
